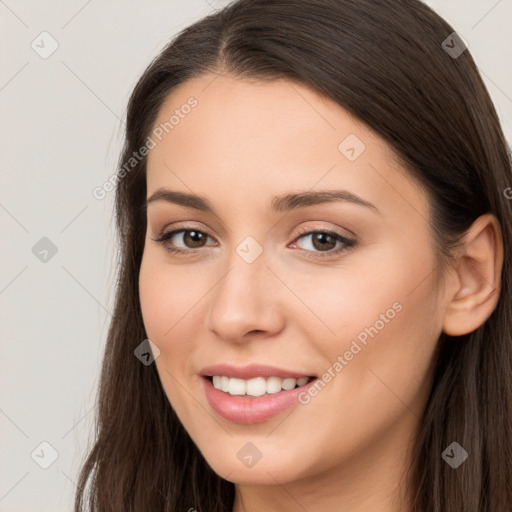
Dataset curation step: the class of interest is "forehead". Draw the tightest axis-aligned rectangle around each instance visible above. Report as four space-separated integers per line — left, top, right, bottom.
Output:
145 73 428 221
148 73 371 164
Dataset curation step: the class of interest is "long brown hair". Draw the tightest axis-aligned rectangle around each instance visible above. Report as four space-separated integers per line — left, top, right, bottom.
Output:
75 1 512 510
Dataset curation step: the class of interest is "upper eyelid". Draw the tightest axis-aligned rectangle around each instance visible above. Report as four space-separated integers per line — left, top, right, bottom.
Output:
155 225 217 243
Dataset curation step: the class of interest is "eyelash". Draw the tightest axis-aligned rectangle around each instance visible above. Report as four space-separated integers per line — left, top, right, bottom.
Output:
151 225 357 260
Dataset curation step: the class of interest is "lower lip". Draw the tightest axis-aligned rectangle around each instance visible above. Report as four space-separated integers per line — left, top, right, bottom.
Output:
201 376 318 424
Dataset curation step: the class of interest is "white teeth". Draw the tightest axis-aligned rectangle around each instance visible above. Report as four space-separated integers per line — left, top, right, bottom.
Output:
210 375 312 396
246 377 267 397
281 377 297 390
221 376 230 392
228 378 246 395
266 376 282 394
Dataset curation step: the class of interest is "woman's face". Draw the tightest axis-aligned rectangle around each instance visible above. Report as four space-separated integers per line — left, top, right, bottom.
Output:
139 73 448 487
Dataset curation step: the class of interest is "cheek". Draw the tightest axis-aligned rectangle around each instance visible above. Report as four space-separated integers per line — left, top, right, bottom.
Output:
138 252 219 395
138 252 205 339
332 287 441 433
289 241 435 341
139 257 168 339
290 240 440 394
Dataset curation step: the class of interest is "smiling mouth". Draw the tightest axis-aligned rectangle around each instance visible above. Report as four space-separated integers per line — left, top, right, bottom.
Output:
204 375 316 397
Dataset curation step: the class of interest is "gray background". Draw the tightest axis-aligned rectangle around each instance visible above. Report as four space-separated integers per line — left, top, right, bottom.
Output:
1 0 511 510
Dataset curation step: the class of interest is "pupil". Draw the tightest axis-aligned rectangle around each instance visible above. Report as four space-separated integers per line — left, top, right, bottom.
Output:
185 230 204 248
313 233 335 251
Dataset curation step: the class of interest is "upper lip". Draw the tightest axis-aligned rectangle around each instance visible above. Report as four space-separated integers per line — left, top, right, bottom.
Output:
200 363 316 380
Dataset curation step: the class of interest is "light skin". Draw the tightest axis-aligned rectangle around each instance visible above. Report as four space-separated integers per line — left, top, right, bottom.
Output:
138 72 503 512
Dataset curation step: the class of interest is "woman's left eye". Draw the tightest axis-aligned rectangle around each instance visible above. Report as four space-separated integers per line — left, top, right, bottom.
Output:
151 227 356 259
290 230 356 258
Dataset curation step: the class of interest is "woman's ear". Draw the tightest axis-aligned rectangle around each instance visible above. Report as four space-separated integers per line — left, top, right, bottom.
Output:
442 213 504 336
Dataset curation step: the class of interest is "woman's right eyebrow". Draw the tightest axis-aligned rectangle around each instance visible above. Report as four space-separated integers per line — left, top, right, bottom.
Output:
146 188 213 212
146 188 380 215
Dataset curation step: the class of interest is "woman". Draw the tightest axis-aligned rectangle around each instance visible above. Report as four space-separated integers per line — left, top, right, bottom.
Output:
75 0 512 510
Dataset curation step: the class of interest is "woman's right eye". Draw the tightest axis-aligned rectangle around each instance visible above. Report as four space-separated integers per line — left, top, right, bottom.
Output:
151 228 216 255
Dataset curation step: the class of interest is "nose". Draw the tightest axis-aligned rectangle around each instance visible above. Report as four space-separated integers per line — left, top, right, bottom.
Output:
206 247 286 343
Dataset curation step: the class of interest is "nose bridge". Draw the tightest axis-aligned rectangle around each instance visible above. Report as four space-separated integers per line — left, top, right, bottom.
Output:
206 237 284 341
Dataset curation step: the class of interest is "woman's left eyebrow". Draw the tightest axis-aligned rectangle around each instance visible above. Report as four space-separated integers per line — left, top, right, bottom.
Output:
269 189 379 214
146 188 380 215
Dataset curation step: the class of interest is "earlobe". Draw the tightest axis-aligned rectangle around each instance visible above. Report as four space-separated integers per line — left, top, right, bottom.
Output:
442 213 503 336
